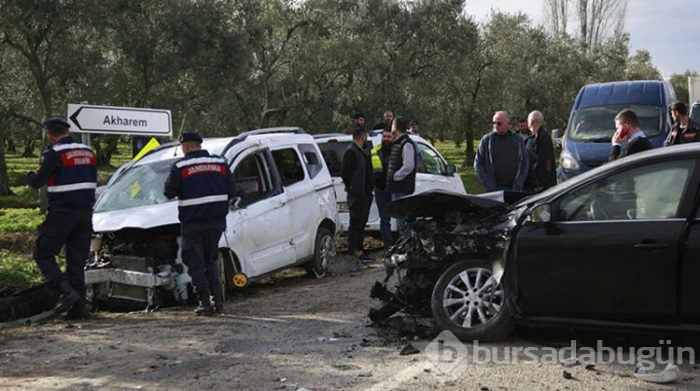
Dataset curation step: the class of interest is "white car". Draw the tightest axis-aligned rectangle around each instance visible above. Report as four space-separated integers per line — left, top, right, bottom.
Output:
86 128 338 308
315 131 466 232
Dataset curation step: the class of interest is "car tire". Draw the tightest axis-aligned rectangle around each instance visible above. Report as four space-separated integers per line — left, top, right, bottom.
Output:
431 260 514 341
305 227 334 279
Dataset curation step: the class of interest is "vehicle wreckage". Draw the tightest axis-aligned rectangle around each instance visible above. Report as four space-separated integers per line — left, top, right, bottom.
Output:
369 190 529 341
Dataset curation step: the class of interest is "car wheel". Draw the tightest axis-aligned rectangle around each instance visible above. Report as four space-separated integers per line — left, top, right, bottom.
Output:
431 260 514 341
306 228 335 279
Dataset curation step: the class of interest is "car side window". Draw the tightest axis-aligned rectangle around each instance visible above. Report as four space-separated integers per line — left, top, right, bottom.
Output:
416 143 446 175
232 152 274 206
298 144 323 179
272 148 305 187
557 160 694 221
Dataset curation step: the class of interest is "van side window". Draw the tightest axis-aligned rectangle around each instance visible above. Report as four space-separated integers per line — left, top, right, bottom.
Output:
233 152 274 206
416 143 446 175
272 148 305 186
298 144 323 179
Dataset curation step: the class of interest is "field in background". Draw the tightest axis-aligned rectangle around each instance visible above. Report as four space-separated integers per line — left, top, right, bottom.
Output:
0 140 483 289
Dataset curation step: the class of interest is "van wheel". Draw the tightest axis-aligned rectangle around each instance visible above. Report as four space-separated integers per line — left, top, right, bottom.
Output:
431 260 514 341
305 228 335 279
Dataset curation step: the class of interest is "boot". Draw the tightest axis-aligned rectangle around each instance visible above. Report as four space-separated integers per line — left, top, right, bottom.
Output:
212 288 224 315
54 279 82 314
194 299 214 316
64 302 93 320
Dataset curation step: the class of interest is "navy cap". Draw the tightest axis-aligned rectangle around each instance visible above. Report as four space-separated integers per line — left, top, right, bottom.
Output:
179 131 203 143
43 117 70 129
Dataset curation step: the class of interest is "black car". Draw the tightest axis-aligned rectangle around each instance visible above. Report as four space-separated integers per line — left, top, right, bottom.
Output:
369 143 700 341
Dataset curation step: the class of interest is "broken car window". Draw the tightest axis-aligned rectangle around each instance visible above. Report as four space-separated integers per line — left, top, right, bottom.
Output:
233 152 273 206
94 159 174 213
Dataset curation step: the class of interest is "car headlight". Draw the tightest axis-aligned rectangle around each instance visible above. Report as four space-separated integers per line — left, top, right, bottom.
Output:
560 152 580 171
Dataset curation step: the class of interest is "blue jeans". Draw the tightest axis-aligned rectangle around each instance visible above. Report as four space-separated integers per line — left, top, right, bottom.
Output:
391 191 413 241
374 188 393 250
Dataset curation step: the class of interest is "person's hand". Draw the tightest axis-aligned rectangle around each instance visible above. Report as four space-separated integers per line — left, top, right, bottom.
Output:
611 129 626 145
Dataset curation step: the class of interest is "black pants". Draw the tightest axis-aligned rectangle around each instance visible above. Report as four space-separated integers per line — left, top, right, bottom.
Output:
181 224 224 301
347 193 371 254
33 207 93 295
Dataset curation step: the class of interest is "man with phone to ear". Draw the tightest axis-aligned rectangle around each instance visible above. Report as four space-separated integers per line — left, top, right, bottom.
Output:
609 108 653 162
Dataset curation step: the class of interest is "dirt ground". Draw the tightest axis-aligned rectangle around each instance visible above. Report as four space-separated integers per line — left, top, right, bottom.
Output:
1 254 699 391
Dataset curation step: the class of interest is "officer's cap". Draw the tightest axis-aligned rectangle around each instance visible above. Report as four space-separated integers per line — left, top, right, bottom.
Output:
43 117 70 130
179 131 203 143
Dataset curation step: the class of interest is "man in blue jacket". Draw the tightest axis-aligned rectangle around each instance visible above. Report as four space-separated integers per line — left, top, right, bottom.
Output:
474 111 529 192
164 131 236 316
28 117 97 319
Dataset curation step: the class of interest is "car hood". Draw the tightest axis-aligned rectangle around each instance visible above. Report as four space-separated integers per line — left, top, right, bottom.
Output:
385 190 529 220
566 140 611 165
93 201 179 232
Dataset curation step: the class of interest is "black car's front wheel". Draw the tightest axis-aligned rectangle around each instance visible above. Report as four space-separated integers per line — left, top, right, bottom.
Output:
431 260 514 341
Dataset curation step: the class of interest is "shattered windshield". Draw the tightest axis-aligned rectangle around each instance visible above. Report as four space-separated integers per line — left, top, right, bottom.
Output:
94 159 176 213
569 105 663 142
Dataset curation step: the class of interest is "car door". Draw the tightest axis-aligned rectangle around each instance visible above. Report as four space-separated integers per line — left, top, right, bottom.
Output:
516 158 697 322
225 148 294 277
271 146 316 261
415 142 465 195
680 196 700 322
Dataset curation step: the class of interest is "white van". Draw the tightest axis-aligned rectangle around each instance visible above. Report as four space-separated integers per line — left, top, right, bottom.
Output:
86 128 338 308
315 131 466 232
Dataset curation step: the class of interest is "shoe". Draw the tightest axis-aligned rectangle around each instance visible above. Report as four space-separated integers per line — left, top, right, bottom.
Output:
195 301 214 316
211 290 224 315
54 280 82 314
358 254 375 264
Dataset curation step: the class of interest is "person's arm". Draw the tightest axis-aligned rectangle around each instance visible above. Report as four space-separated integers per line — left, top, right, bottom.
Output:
474 136 496 192
226 168 237 199
163 165 180 199
341 148 355 190
393 143 415 181
513 137 529 191
26 149 58 189
539 133 555 188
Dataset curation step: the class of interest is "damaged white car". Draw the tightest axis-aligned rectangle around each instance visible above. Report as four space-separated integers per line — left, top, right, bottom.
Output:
86 128 338 309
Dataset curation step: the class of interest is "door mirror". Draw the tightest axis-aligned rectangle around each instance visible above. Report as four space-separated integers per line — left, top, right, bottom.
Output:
527 204 551 224
445 164 457 176
229 196 242 210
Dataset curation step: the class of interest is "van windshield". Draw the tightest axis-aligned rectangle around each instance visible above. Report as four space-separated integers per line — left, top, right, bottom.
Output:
569 105 664 142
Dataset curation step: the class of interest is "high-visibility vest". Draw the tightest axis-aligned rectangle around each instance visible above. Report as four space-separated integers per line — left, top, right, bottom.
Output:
371 144 384 172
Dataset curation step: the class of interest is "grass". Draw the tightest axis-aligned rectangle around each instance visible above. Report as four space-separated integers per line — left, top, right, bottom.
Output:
434 140 484 194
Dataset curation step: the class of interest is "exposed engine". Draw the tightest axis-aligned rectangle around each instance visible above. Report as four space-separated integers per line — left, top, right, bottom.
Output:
86 225 192 309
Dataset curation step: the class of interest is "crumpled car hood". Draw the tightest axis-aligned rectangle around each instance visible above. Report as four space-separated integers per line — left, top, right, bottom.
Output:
93 202 179 232
385 190 529 220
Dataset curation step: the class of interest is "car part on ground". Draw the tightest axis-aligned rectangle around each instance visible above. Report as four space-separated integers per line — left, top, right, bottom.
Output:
0 284 59 329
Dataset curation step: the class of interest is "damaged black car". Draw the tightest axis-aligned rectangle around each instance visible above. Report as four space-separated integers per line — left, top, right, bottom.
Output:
370 143 700 341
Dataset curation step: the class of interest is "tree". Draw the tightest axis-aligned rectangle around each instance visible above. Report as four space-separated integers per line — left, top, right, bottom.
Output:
670 70 699 104
544 0 628 51
624 50 661 81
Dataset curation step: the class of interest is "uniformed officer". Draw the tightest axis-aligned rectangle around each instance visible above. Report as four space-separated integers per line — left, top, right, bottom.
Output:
27 117 97 319
164 131 236 316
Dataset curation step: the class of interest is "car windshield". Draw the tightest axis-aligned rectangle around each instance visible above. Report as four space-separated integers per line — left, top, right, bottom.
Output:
569 105 664 142
94 159 176 213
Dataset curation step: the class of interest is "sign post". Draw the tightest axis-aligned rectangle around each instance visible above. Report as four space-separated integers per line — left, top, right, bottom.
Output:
67 104 172 137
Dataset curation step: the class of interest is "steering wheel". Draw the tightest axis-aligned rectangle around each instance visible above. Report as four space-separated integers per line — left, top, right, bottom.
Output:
588 199 610 220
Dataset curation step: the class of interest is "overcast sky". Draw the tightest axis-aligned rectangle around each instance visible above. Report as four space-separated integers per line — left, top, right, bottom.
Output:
464 0 699 78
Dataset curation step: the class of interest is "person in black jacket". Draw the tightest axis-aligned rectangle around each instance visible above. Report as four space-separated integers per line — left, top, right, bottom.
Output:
386 117 417 240
27 117 97 319
524 110 556 192
164 131 237 316
664 102 699 146
609 108 653 162
341 127 374 262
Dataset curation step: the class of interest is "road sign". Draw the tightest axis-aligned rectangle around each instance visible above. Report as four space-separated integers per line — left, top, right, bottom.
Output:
67 104 172 136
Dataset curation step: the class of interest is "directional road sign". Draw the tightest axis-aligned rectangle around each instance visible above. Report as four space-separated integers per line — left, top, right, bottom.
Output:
67 104 172 136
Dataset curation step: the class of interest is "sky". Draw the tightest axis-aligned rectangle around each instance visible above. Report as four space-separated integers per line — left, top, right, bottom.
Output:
464 0 699 78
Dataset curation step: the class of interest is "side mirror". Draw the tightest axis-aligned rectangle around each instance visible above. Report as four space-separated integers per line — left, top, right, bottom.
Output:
526 204 552 224
229 196 242 210
445 164 457 176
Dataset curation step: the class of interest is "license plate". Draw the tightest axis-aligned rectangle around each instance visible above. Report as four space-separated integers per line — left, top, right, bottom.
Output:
338 202 348 212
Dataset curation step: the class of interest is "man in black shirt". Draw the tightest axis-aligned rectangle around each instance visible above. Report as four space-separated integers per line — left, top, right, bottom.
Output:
341 127 374 262
664 102 699 146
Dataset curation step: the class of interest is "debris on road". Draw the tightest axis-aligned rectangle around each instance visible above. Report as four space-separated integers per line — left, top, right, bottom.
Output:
562 370 574 380
634 362 681 384
399 343 420 356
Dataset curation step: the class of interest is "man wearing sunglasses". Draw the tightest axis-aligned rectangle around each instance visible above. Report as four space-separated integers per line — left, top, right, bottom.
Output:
474 111 529 192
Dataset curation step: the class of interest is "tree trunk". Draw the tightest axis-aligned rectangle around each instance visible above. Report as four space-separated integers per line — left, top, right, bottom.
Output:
7 136 16 153
0 120 14 196
21 135 35 158
96 136 119 167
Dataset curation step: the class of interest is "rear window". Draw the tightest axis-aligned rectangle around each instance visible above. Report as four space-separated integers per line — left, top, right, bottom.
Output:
318 140 374 176
691 104 700 125
569 105 664 142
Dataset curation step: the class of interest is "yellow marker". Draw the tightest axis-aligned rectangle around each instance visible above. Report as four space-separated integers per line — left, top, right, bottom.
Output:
130 181 141 198
232 273 248 288
132 137 161 161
